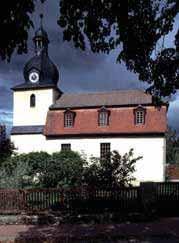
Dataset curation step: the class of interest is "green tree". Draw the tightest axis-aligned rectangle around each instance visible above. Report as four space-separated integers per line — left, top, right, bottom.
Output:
84 149 142 187
166 126 179 164
40 150 86 188
0 158 31 189
0 138 15 163
0 152 51 189
0 126 15 164
0 150 86 189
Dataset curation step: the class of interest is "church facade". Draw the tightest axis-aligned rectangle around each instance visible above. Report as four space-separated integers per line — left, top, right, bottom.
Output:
11 22 167 183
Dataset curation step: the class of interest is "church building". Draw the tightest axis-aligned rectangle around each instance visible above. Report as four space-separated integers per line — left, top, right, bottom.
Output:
11 21 167 183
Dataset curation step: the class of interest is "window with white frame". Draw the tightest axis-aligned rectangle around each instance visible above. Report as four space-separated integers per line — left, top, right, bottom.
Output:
134 107 146 125
64 110 75 127
98 107 110 126
136 110 144 124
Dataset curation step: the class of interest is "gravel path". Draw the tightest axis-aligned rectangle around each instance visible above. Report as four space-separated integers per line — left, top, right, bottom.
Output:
0 218 179 242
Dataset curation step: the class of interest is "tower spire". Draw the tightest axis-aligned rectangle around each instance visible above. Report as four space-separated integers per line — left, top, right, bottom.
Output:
33 14 49 56
40 13 43 28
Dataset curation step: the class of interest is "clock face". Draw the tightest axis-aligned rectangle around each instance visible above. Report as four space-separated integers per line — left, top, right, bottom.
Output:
29 72 39 83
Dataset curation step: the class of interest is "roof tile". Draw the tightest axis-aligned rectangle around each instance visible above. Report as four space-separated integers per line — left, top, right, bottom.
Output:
11 126 44 135
51 90 152 109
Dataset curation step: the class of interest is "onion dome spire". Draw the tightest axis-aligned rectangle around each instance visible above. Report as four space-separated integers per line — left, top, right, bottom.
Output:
22 14 59 86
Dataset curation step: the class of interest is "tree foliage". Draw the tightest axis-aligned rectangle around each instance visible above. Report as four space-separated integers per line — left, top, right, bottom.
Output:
166 126 179 164
40 151 86 188
0 151 86 189
0 0 178 97
0 138 15 163
84 149 142 187
0 149 141 189
0 126 15 164
0 0 46 61
0 158 31 189
0 152 49 189
58 0 179 98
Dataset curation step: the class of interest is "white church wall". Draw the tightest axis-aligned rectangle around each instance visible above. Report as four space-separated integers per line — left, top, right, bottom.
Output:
11 134 166 183
13 89 55 126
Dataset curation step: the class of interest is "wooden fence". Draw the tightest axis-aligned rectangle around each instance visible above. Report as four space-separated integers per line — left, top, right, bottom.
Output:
66 186 140 213
0 189 64 214
156 182 179 215
0 182 179 215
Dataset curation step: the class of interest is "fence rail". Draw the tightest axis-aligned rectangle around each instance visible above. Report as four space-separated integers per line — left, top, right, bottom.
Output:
0 189 64 214
0 182 179 215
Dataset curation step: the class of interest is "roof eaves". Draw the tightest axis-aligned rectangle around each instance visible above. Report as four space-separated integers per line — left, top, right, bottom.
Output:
49 103 155 110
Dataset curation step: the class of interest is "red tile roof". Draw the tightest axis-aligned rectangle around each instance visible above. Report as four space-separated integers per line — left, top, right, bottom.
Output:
44 106 167 136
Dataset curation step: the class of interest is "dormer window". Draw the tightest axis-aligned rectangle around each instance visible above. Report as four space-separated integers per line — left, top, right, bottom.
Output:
98 107 110 126
64 110 75 127
30 94 36 107
134 106 146 125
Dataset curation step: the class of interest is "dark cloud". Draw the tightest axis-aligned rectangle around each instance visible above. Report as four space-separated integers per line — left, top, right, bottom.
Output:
0 0 178 134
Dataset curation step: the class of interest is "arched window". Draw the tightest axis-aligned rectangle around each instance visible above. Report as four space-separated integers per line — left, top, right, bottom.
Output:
134 106 146 125
98 107 110 126
64 110 75 127
30 94 36 107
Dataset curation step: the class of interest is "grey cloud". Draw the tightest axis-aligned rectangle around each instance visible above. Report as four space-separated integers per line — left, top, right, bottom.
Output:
168 113 179 135
0 85 12 110
0 110 13 123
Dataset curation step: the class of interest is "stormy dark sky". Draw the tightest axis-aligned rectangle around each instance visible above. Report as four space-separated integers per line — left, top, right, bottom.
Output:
0 1 179 134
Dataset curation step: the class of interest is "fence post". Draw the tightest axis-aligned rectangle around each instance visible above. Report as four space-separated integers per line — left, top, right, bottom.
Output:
140 182 157 217
81 183 88 200
18 190 26 213
22 190 27 212
60 189 65 209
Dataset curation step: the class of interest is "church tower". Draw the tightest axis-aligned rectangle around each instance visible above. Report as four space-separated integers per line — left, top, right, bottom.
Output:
12 15 61 126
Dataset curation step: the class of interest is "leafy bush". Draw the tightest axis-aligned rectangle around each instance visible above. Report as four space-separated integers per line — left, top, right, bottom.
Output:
0 149 141 189
0 158 31 189
0 152 49 189
0 151 86 189
84 149 142 188
39 150 87 188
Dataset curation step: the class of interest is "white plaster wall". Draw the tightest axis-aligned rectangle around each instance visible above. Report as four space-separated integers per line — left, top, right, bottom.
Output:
13 89 55 126
11 135 166 183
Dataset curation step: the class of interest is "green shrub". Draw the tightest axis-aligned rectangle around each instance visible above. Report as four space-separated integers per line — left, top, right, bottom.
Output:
0 149 141 189
84 149 142 187
40 150 87 188
0 151 86 189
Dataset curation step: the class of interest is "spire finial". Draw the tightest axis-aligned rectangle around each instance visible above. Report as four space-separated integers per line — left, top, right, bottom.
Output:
40 13 44 27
